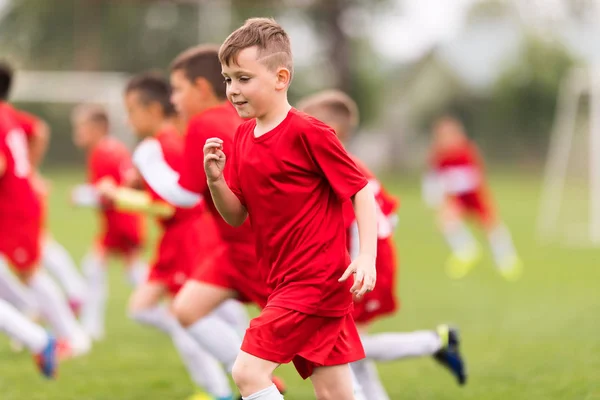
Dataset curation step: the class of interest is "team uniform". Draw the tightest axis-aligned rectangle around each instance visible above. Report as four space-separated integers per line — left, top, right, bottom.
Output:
344 156 399 324
177 103 270 308
227 108 367 379
88 137 145 255
431 142 495 225
140 127 210 296
0 103 43 271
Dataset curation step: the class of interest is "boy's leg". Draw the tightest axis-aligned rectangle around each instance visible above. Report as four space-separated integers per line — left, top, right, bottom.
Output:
214 298 250 336
80 248 108 340
0 257 38 315
41 237 87 309
129 281 234 399
439 201 480 279
310 364 355 400
350 360 388 400
172 280 243 373
24 268 90 356
232 350 281 399
123 251 148 287
485 222 522 280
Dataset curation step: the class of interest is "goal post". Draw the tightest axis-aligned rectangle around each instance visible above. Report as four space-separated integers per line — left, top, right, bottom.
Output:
537 66 600 246
10 71 133 145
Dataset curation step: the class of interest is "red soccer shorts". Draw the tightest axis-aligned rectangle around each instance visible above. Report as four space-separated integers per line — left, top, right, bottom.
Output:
192 241 270 308
147 218 203 296
241 306 365 379
0 217 42 272
96 217 145 256
353 237 399 324
453 188 496 226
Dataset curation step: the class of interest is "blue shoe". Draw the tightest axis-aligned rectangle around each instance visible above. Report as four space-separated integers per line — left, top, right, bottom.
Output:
434 325 467 385
34 335 57 379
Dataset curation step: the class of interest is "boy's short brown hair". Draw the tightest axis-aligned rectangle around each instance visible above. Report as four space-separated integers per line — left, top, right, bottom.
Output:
71 104 109 130
125 72 176 117
170 44 226 100
219 18 293 80
297 90 359 133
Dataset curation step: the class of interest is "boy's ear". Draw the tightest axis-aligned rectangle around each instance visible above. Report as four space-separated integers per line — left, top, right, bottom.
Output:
275 67 291 89
193 77 216 99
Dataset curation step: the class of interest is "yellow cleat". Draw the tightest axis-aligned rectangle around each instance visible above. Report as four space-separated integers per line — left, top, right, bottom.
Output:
445 247 482 279
186 393 214 400
498 256 523 281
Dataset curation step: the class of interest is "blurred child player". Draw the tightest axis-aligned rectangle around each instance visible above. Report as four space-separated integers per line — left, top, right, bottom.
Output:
423 116 522 280
205 18 378 400
71 104 146 340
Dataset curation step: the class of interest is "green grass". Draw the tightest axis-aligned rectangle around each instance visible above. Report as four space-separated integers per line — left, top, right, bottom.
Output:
1 169 599 399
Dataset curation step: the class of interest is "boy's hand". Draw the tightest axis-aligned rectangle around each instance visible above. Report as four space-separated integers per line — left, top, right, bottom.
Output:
339 253 376 299
204 138 226 183
95 177 118 202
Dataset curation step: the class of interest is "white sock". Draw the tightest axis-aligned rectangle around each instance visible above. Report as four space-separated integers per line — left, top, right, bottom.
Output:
362 331 442 361
214 299 250 336
487 224 518 268
28 270 89 352
0 299 48 353
130 306 233 398
0 259 38 315
444 223 477 256
186 314 242 372
80 252 107 340
42 239 87 303
243 384 283 400
124 259 148 287
349 366 368 400
351 359 389 400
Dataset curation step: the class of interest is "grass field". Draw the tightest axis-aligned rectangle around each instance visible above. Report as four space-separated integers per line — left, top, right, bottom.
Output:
1 169 599 400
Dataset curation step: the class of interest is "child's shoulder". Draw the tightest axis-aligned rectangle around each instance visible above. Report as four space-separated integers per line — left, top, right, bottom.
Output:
289 108 336 137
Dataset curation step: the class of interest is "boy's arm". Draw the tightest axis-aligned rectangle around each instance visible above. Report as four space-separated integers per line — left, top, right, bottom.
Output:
95 178 174 218
204 138 247 226
132 139 202 207
28 120 50 169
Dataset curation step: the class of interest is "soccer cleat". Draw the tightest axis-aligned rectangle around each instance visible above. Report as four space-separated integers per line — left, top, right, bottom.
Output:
433 324 467 385
445 247 481 279
185 393 220 400
498 256 523 281
34 335 58 379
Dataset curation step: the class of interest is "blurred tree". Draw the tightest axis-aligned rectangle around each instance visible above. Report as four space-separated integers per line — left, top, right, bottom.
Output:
486 34 577 158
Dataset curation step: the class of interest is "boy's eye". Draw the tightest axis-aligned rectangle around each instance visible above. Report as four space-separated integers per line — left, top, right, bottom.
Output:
239 77 250 82
223 77 232 84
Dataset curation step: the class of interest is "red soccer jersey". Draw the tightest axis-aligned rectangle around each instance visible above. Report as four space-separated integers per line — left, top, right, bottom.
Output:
144 127 205 227
227 108 368 317
178 103 254 245
0 103 41 224
88 137 144 237
431 142 485 196
343 156 399 237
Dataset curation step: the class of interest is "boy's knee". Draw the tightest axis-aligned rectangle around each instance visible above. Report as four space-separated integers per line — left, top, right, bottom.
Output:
232 358 270 394
171 299 197 328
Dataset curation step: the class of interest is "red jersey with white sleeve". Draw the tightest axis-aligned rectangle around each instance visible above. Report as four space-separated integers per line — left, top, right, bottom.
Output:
431 142 495 223
343 156 399 324
0 102 42 270
177 104 270 307
88 137 144 254
227 108 369 317
141 127 213 295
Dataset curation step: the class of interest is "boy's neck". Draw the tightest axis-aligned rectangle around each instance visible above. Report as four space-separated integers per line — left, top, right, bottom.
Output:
150 120 172 137
191 97 224 119
255 99 292 137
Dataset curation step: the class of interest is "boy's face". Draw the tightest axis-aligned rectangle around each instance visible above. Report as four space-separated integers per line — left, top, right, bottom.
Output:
72 117 105 150
124 91 158 138
222 46 288 120
170 69 202 121
434 119 466 151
